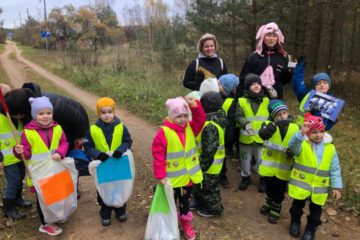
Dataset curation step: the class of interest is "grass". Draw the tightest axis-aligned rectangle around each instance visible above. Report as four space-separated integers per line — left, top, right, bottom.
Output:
17 43 360 214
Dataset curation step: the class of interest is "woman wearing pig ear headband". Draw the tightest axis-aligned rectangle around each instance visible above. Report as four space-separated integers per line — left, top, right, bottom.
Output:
238 22 292 99
287 113 342 240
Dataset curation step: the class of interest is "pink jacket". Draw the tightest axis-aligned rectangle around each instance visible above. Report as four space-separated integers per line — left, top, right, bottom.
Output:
14 120 69 160
152 100 206 180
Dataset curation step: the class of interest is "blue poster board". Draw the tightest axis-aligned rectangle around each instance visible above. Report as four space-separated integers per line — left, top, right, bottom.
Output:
303 90 345 121
96 156 133 184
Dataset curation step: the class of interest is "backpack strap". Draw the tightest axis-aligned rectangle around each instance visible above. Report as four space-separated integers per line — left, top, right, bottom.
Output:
219 58 223 71
196 58 199 71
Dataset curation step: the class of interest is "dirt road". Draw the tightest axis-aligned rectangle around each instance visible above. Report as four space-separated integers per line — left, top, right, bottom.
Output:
1 41 359 240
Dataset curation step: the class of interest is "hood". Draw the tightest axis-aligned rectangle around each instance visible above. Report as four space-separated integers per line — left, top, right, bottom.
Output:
25 119 59 130
163 118 187 133
304 132 333 144
95 116 121 128
206 109 227 129
22 82 42 97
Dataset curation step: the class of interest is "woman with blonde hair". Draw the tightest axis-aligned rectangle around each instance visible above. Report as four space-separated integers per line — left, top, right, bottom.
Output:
183 33 228 91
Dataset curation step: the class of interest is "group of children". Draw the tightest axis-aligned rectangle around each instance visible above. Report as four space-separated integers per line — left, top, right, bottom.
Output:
1 61 342 240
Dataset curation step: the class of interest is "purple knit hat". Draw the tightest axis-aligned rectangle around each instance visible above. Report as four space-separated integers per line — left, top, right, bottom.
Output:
29 96 53 119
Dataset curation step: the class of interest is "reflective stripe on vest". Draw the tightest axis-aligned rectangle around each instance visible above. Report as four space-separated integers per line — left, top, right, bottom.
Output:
288 141 335 206
196 121 225 174
90 123 123 152
221 98 234 116
0 114 23 166
24 125 62 186
296 93 310 126
238 97 269 144
162 125 203 188
259 122 298 180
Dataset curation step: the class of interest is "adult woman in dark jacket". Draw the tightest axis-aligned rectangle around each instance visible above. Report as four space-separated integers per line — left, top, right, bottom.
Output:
238 22 292 99
183 33 228 91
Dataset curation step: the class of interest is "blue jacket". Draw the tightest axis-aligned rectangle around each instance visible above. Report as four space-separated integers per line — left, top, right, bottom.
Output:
84 117 132 159
291 62 336 131
288 131 342 189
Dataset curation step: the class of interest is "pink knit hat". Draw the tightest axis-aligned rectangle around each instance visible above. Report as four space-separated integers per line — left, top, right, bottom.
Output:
165 97 189 119
255 22 286 56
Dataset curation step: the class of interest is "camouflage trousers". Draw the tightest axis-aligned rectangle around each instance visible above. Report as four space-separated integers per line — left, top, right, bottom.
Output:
193 173 224 214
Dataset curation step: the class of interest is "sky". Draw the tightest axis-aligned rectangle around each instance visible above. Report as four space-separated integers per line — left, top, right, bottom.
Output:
0 0 176 29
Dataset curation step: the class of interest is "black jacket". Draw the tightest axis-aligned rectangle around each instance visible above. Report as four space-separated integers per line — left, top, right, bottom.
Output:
183 57 228 91
238 51 292 99
22 83 89 150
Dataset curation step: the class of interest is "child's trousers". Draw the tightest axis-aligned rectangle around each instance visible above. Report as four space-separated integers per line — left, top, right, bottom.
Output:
173 186 192 216
239 143 262 177
289 199 322 227
3 162 25 199
97 192 126 219
264 176 287 204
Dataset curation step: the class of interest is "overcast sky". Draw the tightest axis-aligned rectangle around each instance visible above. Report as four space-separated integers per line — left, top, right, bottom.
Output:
1 0 175 29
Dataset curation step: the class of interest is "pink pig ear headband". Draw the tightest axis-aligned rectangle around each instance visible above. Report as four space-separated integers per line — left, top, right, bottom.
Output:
255 22 287 57
304 113 325 136
166 97 189 119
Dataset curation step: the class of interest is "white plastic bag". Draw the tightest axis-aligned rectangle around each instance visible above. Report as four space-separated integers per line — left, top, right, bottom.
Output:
28 157 78 224
144 180 180 240
89 149 135 208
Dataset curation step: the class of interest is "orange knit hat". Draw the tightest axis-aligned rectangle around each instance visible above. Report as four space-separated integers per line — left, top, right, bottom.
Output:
96 97 115 115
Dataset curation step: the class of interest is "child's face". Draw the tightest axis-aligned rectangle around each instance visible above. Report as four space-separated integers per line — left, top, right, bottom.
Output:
172 113 189 127
264 32 278 48
315 80 330 94
309 129 325 143
249 82 262 94
35 108 53 127
100 106 115 123
274 110 288 121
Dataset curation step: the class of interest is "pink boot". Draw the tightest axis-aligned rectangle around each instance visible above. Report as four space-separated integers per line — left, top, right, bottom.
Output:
179 211 196 240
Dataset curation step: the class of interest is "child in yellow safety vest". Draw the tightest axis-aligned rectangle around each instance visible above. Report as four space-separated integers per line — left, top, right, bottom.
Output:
152 95 205 240
218 74 239 188
287 113 342 240
83 97 132 227
258 99 299 224
236 73 269 192
14 96 69 236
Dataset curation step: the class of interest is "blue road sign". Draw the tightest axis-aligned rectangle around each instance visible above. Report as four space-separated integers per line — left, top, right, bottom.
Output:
40 31 51 38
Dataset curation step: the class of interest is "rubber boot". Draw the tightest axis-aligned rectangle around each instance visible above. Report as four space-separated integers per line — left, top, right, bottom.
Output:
260 196 272 215
302 217 319 240
15 188 32 208
3 198 25 220
239 176 251 191
258 177 266 193
179 211 196 240
268 202 282 224
289 220 301 238
220 175 230 188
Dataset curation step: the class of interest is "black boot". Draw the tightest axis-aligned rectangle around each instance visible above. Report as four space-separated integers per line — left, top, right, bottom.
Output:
268 202 282 224
220 175 230 188
289 220 301 238
15 189 32 208
302 218 319 240
260 196 272 215
239 176 251 191
258 177 266 193
3 198 26 220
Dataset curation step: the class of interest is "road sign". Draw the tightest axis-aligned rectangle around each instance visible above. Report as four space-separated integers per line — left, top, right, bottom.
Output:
40 31 51 38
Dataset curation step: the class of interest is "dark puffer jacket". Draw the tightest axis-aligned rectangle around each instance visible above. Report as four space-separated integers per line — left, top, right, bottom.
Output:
183 56 228 91
22 83 89 150
238 50 292 99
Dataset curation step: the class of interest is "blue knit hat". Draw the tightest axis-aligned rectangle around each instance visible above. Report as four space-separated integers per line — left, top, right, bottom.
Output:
29 96 53 119
268 99 288 119
219 74 239 96
311 72 331 89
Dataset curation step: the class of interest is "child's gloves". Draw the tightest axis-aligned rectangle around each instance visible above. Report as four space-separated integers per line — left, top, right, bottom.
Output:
259 122 276 140
113 151 123 158
285 148 295 159
98 152 110 162
244 122 254 135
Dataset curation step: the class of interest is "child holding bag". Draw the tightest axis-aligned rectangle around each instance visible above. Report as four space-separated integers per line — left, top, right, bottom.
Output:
84 97 132 226
14 96 69 236
152 95 205 240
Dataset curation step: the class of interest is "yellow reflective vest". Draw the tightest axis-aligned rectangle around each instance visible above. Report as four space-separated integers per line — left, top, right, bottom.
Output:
196 121 225 174
0 114 23 166
288 140 335 206
222 98 234 116
24 125 62 186
259 121 299 180
296 92 310 126
238 97 269 144
90 123 123 152
162 124 203 188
